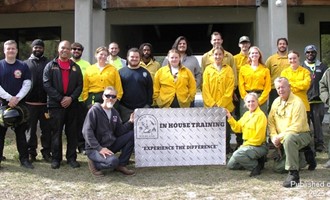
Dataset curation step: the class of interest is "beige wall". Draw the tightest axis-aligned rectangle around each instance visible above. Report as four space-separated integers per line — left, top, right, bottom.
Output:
287 6 330 59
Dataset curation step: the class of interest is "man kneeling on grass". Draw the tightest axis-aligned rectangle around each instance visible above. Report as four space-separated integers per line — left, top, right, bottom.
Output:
82 86 135 177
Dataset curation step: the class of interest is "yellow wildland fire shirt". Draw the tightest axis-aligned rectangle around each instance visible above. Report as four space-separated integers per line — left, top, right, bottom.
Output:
82 63 123 101
202 64 235 111
268 92 310 142
238 63 271 105
228 106 267 146
280 66 311 111
153 65 196 108
265 53 290 89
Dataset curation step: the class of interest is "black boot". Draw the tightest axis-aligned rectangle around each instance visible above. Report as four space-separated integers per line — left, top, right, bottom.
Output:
249 164 261 177
257 156 266 170
302 146 317 170
283 170 300 188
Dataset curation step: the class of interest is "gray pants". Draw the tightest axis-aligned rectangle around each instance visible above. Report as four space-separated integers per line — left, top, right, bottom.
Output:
227 144 268 171
273 132 311 172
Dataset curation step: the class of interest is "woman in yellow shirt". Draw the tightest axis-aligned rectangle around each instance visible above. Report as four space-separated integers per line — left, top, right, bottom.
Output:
280 50 311 112
238 46 271 115
82 46 123 108
153 49 196 108
202 46 235 154
226 92 268 177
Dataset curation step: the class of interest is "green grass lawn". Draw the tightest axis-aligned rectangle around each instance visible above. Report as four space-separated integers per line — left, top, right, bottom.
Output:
0 129 329 199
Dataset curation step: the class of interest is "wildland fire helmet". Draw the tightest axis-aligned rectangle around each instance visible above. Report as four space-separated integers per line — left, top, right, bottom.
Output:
0 105 29 127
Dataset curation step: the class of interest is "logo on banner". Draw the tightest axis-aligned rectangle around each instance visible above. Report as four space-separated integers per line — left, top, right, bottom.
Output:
136 114 158 139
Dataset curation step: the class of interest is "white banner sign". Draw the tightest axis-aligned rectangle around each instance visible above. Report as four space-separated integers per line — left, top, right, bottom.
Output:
134 107 226 167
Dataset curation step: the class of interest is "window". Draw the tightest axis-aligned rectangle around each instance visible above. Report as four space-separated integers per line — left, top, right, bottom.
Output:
0 27 61 60
320 22 330 66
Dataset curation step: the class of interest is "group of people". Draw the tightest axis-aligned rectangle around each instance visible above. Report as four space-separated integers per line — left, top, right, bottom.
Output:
0 31 329 188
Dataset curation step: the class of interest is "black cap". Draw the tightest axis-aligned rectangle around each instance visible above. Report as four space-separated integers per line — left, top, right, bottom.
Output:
31 39 44 47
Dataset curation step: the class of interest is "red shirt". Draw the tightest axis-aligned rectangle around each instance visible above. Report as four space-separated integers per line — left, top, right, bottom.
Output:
57 59 70 94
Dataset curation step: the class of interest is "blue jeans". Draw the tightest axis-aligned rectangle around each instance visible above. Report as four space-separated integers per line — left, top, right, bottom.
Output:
86 130 134 170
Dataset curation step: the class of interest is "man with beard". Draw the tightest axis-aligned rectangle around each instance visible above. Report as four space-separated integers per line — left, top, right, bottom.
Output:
70 42 91 154
265 38 290 113
0 40 33 169
24 39 52 162
107 42 126 70
83 86 135 177
139 43 160 80
43 40 83 169
119 48 153 122
302 45 327 152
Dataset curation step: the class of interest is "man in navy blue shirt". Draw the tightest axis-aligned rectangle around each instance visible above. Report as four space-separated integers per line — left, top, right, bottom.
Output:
0 40 33 169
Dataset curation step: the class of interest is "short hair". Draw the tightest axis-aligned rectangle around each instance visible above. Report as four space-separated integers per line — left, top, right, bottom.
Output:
4 40 17 47
109 42 119 48
172 36 193 56
104 86 117 95
274 77 290 86
211 31 222 39
94 46 108 56
244 92 259 108
277 38 288 46
127 47 140 58
71 42 84 51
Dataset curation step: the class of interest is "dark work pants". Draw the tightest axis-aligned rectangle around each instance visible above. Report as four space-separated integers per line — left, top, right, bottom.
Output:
86 130 134 169
267 89 278 114
0 123 29 163
233 88 242 146
310 103 325 147
49 104 78 162
26 104 51 157
76 102 88 149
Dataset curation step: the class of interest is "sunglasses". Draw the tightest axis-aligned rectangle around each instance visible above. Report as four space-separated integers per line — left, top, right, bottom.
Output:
104 94 117 99
72 48 82 51
305 51 315 54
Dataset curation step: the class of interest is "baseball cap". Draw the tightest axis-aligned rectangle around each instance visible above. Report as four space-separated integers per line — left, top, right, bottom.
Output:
304 45 317 53
239 36 250 43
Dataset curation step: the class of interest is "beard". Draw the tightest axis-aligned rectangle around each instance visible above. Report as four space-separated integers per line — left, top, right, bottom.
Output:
106 102 114 109
33 50 44 58
128 61 140 68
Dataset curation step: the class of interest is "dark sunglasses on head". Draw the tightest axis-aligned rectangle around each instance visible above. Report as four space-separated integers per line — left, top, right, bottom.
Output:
104 94 117 99
72 48 82 51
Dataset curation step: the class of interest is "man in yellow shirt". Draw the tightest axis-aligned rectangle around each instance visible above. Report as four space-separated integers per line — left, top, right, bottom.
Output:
139 43 160 80
268 77 315 188
265 38 290 113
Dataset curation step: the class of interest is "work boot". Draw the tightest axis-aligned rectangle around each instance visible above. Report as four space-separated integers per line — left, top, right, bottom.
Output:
116 165 135 176
283 170 300 188
257 156 266 170
303 146 317 170
249 163 261 177
88 158 104 177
